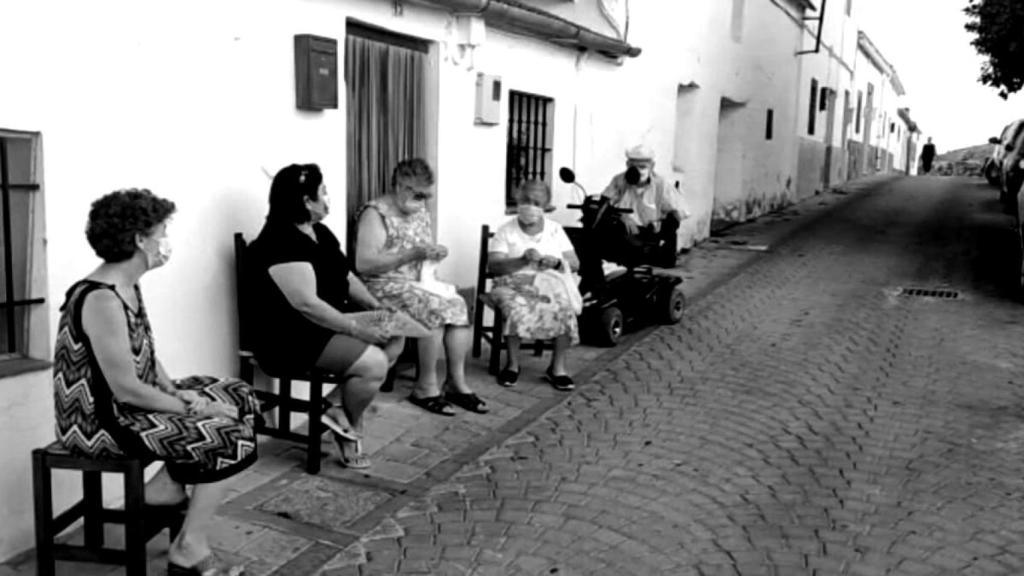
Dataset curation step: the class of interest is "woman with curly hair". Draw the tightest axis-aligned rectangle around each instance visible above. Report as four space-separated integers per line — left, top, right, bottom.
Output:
53 189 257 576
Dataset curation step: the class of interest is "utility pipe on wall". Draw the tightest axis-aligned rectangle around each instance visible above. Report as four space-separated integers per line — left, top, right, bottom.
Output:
411 0 641 59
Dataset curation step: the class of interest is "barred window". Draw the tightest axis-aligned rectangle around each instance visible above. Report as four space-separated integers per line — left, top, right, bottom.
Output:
505 91 554 207
0 131 47 368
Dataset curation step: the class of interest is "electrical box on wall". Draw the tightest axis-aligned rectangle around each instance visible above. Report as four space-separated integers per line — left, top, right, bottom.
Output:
475 73 501 126
295 34 338 111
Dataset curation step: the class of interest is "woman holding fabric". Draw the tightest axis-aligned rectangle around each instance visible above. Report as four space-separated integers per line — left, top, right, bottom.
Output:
487 179 581 391
354 158 488 417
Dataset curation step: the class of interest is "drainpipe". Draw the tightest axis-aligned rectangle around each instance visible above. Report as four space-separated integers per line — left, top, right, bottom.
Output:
411 0 641 59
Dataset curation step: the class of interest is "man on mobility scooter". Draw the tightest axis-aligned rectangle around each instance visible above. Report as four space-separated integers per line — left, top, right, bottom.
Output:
559 145 688 346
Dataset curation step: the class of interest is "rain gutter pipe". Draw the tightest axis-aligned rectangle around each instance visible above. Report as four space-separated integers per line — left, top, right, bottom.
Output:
411 0 641 59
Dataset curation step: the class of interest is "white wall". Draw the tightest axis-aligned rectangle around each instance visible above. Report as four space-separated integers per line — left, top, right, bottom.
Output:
0 0 816 559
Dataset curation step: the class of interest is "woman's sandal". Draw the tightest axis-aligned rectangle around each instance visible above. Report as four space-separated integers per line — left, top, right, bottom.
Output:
545 368 575 392
408 394 456 417
331 434 371 470
445 390 490 414
167 554 245 576
320 405 362 442
497 367 520 388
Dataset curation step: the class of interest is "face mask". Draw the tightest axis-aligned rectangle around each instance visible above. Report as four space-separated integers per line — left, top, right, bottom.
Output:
402 198 427 214
143 237 172 270
517 204 544 224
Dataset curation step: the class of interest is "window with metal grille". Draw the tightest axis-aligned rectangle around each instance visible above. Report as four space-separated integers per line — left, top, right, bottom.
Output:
505 91 554 207
765 108 774 141
855 90 863 133
808 78 818 136
0 133 45 363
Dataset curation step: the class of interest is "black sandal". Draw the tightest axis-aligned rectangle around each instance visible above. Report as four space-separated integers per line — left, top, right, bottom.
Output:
545 368 575 392
497 367 519 387
445 391 489 414
408 394 456 417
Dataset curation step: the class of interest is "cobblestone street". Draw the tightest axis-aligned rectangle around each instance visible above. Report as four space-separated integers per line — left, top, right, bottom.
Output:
347 175 1024 576
9 175 1024 576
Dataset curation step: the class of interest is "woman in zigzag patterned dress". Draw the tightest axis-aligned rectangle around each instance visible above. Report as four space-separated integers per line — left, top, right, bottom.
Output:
53 189 255 576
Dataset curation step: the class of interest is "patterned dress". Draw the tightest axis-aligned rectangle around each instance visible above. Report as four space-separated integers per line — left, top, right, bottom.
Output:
357 198 468 329
489 217 580 345
53 280 258 484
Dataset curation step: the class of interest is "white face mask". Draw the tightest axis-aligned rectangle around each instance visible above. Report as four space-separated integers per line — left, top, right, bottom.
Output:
143 237 172 270
517 204 544 225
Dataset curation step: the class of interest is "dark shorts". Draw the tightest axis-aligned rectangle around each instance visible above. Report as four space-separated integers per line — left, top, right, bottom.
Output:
314 333 371 374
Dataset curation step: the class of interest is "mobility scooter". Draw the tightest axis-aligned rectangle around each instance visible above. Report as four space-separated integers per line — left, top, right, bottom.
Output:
559 167 686 346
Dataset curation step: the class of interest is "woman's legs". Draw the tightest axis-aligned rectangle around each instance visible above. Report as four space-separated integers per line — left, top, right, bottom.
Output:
382 336 405 367
167 478 233 567
315 336 388 463
413 328 444 398
549 334 572 376
443 325 473 394
143 464 187 505
504 335 522 372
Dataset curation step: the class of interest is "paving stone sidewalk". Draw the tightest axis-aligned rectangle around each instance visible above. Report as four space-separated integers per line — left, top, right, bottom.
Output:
1 175 897 576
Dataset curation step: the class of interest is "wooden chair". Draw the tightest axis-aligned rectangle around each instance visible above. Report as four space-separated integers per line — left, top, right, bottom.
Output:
32 443 184 576
471 224 550 375
233 232 343 475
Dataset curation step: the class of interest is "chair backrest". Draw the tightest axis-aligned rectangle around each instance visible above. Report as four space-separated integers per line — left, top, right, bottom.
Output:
472 224 494 326
233 232 253 354
475 224 494 296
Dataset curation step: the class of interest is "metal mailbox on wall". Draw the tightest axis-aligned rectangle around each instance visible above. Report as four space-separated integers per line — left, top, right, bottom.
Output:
294 34 338 110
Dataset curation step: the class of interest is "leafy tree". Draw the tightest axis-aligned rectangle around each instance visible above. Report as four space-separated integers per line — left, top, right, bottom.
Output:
964 0 1024 98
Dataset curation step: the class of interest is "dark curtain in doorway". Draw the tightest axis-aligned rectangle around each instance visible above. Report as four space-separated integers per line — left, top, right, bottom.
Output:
345 27 428 254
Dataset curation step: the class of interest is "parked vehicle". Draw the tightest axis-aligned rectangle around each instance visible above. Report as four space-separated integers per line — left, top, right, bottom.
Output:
1001 122 1024 210
989 119 1024 204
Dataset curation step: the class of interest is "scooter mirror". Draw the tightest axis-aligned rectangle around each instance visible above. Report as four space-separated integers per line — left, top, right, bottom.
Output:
558 167 576 184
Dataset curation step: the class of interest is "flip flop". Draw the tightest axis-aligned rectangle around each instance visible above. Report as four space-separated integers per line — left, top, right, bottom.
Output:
167 554 245 576
320 406 362 442
331 433 371 469
445 391 490 414
408 394 456 417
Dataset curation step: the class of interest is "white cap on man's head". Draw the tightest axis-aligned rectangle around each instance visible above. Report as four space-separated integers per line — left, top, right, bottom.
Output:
625 144 655 161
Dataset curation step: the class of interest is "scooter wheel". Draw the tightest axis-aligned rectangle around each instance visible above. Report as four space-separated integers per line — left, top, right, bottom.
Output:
598 307 624 347
660 286 686 324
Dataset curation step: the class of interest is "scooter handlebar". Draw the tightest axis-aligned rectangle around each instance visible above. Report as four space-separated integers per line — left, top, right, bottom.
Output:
566 203 633 214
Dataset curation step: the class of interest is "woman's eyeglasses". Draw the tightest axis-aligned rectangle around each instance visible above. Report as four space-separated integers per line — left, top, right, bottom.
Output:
403 184 433 201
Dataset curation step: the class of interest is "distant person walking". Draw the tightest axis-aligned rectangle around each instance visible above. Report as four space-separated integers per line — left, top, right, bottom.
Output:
920 137 937 174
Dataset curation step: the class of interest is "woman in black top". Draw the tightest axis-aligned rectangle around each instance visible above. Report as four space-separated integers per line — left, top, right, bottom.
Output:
249 164 402 469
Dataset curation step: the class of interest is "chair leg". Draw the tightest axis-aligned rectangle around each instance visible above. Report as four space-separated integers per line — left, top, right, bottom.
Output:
489 309 503 376
279 378 292 433
123 460 147 576
306 379 324 475
82 470 104 549
32 450 55 576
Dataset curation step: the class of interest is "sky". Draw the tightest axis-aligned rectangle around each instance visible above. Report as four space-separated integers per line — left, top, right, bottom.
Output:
854 0 1024 153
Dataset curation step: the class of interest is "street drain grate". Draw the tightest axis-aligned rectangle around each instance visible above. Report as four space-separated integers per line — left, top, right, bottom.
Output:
899 287 961 299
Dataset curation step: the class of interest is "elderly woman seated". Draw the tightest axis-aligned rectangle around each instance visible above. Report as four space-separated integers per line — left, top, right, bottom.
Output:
248 163 404 469
54 189 257 576
487 180 581 390
355 158 488 417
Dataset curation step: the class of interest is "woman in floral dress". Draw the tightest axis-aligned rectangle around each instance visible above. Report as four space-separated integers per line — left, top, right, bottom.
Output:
355 158 487 416
54 189 256 576
488 180 581 391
